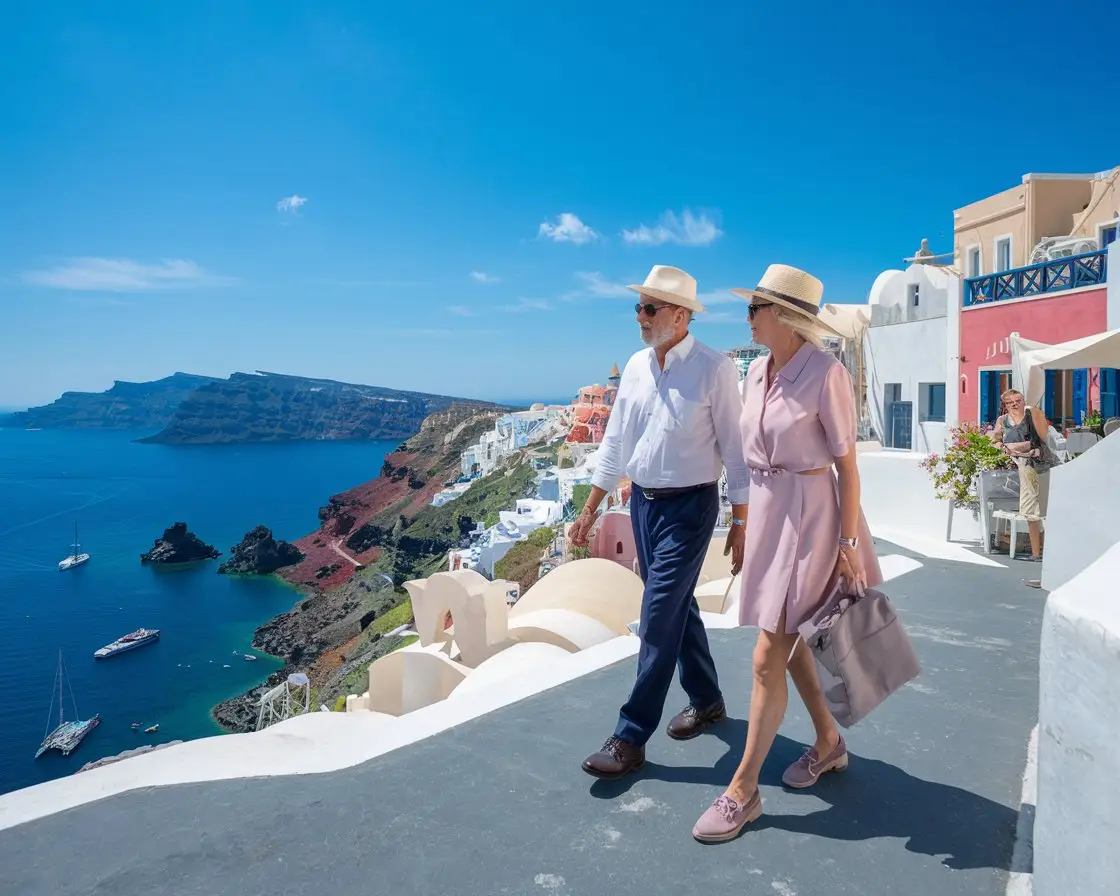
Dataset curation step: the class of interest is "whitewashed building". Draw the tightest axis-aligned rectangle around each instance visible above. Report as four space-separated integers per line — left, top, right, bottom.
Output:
863 241 962 453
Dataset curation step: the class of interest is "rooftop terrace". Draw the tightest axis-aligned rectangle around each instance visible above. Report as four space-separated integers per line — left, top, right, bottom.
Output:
0 535 1040 895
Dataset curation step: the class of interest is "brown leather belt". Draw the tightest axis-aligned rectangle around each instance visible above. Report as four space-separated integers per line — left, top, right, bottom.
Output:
636 481 718 500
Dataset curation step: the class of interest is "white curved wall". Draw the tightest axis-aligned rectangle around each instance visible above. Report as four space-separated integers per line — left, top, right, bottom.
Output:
1036 539 1120 895
448 642 572 699
507 608 618 652
1040 430 1120 593
510 557 643 632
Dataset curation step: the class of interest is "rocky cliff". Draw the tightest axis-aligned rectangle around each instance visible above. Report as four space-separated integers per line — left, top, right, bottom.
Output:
210 405 544 731
218 526 304 575
0 373 219 431
140 523 221 564
139 371 500 445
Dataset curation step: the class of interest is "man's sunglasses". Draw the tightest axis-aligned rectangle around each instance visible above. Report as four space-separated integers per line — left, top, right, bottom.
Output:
748 302 772 320
635 302 672 316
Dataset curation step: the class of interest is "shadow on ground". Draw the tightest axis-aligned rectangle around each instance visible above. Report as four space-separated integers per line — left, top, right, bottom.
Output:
590 718 1016 872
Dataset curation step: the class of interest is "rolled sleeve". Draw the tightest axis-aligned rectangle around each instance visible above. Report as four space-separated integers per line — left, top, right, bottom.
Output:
820 361 857 458
712 358 751 504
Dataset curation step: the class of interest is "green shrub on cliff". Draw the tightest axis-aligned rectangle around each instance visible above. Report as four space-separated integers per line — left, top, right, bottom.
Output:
494 526 558 594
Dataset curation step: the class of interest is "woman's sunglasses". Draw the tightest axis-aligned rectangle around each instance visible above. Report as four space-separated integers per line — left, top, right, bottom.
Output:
748 302 772 320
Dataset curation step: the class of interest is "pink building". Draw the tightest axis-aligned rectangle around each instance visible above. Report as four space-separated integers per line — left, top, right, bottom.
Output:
566 364 619 444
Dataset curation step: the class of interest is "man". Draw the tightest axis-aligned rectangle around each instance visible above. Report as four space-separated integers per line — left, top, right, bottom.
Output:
569 264 750 779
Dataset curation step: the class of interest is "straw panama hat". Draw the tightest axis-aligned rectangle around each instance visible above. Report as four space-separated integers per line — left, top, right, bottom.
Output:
730 264 842 337
627 265 706 313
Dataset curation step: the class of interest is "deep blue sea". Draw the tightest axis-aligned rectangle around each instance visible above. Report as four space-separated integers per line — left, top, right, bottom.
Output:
0 429 395 795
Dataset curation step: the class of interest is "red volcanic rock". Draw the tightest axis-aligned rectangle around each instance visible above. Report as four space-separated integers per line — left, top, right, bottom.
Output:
278 406 503 592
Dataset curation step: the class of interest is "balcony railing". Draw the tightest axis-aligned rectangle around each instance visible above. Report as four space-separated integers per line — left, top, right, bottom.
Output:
963 249 1108 307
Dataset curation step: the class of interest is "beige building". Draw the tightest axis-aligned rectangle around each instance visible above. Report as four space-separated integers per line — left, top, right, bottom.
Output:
953 167 1120 278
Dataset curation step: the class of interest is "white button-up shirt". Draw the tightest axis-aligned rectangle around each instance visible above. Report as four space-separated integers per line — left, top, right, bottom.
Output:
591 334 751 504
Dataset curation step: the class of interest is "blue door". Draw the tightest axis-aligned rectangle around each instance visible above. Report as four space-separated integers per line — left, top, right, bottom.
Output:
1101 368 1120 420
1073 368 1088 424
1043 370 1057 420
979 370 1010 425
888 401 913 450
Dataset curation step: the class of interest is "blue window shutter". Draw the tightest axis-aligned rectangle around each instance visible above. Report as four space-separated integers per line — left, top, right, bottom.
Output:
1072 369 1088 423
1044 370 1056 420
979 372 990 424
1101 369 1119 419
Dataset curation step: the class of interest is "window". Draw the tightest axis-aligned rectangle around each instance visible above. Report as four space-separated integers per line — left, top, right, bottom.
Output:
1100 222 1118 248
919 383 946 422
994 237 1011 272
967 246 981 277
908 284 920 307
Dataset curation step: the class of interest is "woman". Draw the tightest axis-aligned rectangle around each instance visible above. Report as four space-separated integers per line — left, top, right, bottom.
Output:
990 389 1052 561
692 264 883 843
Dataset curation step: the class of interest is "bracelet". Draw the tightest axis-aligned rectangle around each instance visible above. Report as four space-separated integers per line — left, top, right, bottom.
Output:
731 519 745 527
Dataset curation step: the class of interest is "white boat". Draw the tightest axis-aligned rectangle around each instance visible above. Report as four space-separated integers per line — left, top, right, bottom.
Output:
243 654 257 662
35 651 100 759
58 524 90 571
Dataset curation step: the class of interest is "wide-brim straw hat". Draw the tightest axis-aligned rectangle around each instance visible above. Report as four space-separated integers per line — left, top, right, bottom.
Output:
627 265 706 313
730 264 842 338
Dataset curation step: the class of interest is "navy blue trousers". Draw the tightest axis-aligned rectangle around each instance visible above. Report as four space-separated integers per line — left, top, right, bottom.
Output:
614 483 722 746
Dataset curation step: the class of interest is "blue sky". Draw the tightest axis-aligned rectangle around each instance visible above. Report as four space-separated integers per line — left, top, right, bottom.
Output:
3 1 1118 408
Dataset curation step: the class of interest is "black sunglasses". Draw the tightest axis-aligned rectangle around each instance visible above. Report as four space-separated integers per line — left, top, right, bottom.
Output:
748 302 772 320
635 302 672 316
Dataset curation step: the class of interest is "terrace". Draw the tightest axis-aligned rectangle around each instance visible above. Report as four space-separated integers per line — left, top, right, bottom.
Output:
3 445 1120 894
963 249 1108 307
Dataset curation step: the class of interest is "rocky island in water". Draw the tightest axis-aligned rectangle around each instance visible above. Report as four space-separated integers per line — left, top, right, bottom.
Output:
218 526 304 576
140 523 221 565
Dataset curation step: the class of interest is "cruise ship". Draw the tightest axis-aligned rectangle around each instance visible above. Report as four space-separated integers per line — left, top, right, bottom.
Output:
94 628 161 659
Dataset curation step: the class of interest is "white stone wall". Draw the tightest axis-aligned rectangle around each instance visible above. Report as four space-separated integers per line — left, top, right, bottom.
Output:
1036 539 1120 895
1040 420 1120 594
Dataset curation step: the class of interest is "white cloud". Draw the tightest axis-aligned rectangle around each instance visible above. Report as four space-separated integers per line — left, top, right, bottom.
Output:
277 194 308 213
502 297 553 313
538 213 599 245
572 271 631 298
621 209 722 247
469 271 501 284
446 304 474 317
22 258 235 292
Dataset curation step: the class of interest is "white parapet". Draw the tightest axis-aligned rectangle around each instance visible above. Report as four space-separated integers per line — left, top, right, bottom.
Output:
1036 539 1120 895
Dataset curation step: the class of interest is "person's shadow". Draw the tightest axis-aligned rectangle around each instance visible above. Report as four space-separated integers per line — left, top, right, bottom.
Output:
588 719 1019 872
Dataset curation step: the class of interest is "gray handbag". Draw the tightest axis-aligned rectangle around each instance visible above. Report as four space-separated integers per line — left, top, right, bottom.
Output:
800 580 921 728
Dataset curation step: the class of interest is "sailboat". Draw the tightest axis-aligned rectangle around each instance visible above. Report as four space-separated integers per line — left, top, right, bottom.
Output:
35 650 100 759
58 523 90 571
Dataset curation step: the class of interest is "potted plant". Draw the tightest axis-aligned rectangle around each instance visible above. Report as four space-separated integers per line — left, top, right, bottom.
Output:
920 422 1015 514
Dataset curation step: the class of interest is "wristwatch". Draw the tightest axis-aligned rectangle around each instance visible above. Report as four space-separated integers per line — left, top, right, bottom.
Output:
839 536 858 550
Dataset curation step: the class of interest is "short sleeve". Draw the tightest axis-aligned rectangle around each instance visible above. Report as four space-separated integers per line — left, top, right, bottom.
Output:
819 361 856 457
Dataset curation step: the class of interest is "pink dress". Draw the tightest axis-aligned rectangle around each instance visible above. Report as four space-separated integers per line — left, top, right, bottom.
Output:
738 343 883 634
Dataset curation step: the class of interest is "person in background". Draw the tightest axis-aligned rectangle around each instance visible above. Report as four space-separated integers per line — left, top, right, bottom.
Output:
568 264 750 780
692 263 883 843
991 388 1051 561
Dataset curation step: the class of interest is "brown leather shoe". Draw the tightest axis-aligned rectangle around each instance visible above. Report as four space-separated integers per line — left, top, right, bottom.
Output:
582 736 645 779
666 699 727 740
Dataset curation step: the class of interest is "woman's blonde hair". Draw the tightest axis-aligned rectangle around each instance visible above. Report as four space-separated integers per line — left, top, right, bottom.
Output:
771 304 824 348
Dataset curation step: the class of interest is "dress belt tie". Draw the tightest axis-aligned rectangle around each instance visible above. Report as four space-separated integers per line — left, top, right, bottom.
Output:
753 466 830 478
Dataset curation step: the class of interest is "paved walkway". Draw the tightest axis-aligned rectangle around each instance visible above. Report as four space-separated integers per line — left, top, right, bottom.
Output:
0 539 1043 895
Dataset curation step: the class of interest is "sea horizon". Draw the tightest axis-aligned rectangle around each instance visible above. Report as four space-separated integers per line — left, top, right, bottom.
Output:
0 427 397 795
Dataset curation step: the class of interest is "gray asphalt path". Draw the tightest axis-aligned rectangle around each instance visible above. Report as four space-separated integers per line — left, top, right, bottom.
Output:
0 540 1042 896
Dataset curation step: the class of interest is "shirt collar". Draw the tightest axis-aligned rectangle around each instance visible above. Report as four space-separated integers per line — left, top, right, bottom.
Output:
660 333 695 369
757 342 815 386
778 342 815 383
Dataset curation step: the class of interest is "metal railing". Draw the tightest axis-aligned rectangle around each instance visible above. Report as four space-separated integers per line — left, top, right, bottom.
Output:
963 249 1107 307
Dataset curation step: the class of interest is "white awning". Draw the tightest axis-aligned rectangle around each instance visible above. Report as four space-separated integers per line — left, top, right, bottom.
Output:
819 303 871 340
1011 329 1120 406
